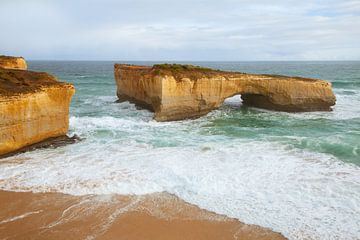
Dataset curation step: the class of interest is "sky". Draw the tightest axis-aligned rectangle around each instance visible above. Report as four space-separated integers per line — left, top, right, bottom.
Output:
0 0 359 61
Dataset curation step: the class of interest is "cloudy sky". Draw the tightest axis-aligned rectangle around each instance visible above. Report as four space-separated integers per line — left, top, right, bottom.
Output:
1 0 359 60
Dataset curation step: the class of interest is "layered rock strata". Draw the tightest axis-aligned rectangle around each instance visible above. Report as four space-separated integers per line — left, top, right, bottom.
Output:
114 64 336 121
0 55 27 70
0 64 75 157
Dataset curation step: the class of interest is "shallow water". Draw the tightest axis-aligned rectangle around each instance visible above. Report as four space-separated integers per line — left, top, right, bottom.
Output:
1 61 360 239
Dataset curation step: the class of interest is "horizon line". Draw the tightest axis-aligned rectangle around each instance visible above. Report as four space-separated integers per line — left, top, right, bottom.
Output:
27 59 360 62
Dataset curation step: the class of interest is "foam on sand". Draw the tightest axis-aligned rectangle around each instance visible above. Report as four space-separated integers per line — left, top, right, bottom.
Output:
0 191 285 240
0 131 359 239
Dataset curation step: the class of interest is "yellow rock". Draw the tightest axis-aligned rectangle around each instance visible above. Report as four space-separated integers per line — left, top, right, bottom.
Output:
114 64 336 121
0 65 75 156
0 55 27 70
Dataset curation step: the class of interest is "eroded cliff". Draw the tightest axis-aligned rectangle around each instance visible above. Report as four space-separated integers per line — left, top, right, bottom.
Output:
114 64 336 121
0 65 75 156
0 55 27 70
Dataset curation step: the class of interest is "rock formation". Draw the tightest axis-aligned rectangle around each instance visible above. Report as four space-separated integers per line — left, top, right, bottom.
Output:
0 58 75 157
0 55 27 70
114 64 336 121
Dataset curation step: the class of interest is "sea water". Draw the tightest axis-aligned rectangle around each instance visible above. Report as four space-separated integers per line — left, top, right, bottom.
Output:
0 61 359 239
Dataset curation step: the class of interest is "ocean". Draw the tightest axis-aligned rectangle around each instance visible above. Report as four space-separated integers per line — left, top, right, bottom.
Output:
1 61 359 240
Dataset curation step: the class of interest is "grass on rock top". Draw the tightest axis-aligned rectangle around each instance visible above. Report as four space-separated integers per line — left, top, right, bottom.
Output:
151 64 225 80
153 64 214 72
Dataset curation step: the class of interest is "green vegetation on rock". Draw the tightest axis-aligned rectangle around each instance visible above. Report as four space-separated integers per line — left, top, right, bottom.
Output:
153 64 213 72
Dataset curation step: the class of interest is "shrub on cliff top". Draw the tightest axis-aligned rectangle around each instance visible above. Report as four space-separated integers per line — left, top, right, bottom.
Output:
151 64 224 81
153 64 213 72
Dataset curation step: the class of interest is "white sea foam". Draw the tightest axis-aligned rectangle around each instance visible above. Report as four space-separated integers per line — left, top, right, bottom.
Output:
82 96 117 106
286 89 360 121
0 211 43 224
1 88 360 240
0 130 360 239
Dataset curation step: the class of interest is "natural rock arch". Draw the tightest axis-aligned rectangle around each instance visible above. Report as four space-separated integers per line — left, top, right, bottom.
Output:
114 64 336 121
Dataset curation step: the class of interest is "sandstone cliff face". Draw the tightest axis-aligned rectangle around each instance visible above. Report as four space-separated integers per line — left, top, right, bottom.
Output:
0 67 75 156
115 64 336 121
0 55 27 70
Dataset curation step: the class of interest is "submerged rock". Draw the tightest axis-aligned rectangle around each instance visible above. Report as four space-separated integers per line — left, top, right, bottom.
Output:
0 58 75 157
114 64 336 121
0 55 27 70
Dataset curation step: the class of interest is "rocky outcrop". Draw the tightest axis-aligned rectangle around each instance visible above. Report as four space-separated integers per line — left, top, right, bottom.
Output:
0 55 27 70
0 60 75 157
114 64 336 121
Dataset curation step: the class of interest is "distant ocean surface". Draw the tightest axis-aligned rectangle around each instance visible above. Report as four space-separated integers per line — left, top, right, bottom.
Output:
1 61 360 240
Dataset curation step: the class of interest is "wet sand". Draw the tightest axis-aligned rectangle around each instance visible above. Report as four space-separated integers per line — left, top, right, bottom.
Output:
0 190 286 240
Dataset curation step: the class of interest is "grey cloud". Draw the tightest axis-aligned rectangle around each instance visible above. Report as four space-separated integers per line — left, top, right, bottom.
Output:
0 0 359 60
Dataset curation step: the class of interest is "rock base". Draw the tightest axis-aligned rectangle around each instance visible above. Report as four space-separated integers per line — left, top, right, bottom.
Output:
0 135 81 159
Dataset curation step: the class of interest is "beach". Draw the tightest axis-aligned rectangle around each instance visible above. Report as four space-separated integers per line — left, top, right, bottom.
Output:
1 61 360 239
0 191 284 240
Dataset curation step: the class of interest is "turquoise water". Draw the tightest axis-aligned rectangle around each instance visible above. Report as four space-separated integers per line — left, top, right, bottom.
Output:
1 61 360 239
31 61 360 164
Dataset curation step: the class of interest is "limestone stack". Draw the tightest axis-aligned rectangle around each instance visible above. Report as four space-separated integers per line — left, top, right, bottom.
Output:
114 64 336 121
0 56 75 157
0 55 27 70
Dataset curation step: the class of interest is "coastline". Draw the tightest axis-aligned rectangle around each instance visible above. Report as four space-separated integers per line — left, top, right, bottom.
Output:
1 61 359 239
0 190 286 240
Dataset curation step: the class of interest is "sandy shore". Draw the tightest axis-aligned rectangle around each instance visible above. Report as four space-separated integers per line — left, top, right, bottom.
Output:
0 190 286 240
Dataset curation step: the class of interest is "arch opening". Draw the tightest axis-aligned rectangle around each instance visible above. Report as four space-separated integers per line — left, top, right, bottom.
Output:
222 93 274 111
240 93 276 110
223 94 243 108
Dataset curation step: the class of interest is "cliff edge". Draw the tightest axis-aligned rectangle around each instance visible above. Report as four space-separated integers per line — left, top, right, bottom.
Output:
114 64 336 121
0 58 75 157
